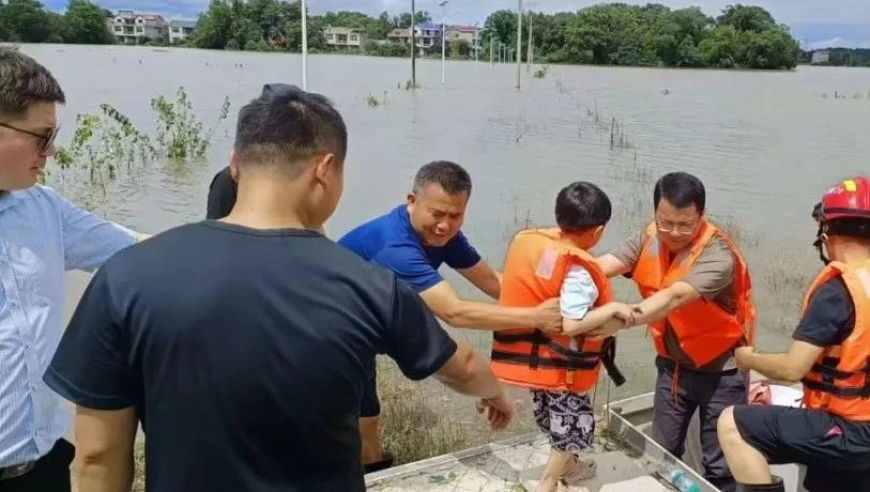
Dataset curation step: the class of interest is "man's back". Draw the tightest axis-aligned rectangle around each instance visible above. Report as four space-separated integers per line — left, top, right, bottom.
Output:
46 221 457 492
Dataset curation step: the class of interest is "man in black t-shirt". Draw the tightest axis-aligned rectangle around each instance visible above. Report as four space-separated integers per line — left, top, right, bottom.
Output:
717 177 870 492
43 84 513 492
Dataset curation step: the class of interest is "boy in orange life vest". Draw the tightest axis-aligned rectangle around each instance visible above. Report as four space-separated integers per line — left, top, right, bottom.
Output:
594 172 755 492
717 177 870 492
491 182 634 492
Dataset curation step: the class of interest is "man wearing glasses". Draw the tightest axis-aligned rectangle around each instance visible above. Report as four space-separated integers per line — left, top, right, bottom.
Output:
594 172 756 492
0 48 145 491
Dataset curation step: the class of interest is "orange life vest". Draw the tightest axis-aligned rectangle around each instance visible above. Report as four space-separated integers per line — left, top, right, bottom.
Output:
631 220 756 368
490 228 624 392
802 260 870 421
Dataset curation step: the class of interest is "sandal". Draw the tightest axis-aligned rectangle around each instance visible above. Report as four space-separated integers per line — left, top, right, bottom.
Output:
561 456 597 484
363 452 395 474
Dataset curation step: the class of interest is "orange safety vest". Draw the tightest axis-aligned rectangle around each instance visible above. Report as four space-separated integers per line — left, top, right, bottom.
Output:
490 228 624 392
631 220 756 368
802 260 870 421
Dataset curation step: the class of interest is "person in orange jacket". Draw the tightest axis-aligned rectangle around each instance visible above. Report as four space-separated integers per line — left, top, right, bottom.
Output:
595 172 756 492
717 177 870 492
492 182 633 492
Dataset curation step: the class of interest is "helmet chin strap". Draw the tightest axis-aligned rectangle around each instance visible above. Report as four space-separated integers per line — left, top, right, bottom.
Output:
814 227 830 265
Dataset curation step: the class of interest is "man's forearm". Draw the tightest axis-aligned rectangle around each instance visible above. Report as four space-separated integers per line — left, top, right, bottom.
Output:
77 452 134 492
435 343 503 399
445 300 538 331
742 352 805 382
629 290 678 327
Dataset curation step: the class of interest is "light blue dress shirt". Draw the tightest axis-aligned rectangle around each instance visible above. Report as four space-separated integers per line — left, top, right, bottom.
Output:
0 185 137 467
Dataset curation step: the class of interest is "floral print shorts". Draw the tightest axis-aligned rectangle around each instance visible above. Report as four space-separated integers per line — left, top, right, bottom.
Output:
531 389 595 455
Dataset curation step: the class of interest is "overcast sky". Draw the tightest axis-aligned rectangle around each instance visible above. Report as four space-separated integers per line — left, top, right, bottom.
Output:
45 0 870 49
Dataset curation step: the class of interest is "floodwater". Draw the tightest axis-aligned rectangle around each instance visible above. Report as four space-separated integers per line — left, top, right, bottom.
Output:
17 43 870 413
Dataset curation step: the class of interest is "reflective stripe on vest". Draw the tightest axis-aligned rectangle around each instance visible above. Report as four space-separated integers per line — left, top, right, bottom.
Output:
490 228 625 392
802 260 870 421
631 219 756 368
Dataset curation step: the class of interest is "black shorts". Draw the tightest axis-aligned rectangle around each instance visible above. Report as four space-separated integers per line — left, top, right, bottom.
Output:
733 405 870 492
360 367 380 418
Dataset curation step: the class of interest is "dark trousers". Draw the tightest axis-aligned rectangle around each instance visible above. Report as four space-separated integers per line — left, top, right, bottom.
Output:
0 439 75 492
652 357 747 492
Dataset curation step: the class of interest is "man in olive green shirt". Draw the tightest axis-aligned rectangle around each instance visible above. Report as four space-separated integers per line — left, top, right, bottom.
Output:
596 172 747 492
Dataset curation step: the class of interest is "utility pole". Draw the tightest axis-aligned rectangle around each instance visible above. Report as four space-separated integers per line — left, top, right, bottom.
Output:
301 0 307 89
515 0 522 91
490 35 494 66
526 11 533 73
440 0 448 86
411 0 416 89
474 22 479 65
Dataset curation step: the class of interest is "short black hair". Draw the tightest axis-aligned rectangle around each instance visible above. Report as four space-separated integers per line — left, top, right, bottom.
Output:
654 172 705 213
555 182 612 232
0 47 66 119
234 83 347 177
826 218 870 241
412 161 472 196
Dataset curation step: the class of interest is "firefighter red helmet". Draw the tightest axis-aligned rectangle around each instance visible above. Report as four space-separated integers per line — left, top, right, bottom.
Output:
814 177 870 224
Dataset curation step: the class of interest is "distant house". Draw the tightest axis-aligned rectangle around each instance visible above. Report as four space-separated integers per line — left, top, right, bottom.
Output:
324 27 368 49
387 22 443 54
168 20 197 44
107 10 166 45
446 25 479 48
811 50 831 65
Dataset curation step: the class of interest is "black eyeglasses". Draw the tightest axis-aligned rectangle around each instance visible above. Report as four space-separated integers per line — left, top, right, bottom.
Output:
0 122 60 153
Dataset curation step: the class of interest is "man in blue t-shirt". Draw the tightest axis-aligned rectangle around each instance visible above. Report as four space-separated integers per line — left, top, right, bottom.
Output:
339 160 562 472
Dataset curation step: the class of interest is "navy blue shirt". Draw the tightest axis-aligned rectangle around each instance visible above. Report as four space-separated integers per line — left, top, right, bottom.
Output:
44 221 457 492
793 278 855 346
338 205 481 293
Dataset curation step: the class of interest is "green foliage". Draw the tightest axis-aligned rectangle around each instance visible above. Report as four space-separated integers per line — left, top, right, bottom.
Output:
55 88 230 186
533 65 549 78
807 48 870 67
716 4 775 33
448 38 469 58
151 87 231 160
0 0 801 70
61 0 114 45
479 3 797 70
0 0 114 44
53 105 156 186
192 0 427 52
1 0 52 42
698 24 742 67
365 40 406 57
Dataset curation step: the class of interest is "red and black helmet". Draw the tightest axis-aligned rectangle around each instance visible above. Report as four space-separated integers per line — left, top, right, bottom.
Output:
813 176 870 224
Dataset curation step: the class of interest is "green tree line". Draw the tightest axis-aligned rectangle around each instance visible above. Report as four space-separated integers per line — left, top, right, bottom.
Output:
0 0 803 70
0 0 114 44
801 48 870 67
192 0 431 52
482 3 800 69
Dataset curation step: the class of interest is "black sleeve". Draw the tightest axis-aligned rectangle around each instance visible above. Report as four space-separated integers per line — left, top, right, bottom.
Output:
206 167 237 220
793 278 855 347
43 267 137 410
383 277 458 381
